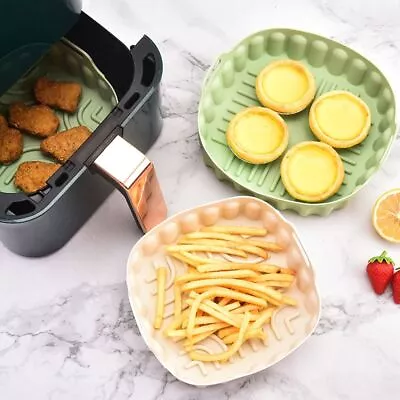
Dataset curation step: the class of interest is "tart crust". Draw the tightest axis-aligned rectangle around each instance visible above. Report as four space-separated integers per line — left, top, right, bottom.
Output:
309 90 371 148
256 60 316 114
226 107 289 164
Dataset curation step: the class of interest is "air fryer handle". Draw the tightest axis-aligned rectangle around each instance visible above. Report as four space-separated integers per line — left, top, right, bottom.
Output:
86 36 166 232
93 135 167 233
122 162 166 232
118 35 163 125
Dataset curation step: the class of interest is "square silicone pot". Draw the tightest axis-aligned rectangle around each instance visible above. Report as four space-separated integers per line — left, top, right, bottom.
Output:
126 196 321 386
198 28 397 216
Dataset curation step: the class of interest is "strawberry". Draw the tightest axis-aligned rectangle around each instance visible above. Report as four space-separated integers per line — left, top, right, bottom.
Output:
392 269 400 304
366 251 394 295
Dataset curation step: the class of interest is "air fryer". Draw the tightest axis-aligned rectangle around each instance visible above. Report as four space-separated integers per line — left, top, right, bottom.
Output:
0 0 167 257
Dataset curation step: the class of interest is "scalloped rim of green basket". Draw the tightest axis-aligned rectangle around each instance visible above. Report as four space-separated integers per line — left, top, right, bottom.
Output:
198 28 398 213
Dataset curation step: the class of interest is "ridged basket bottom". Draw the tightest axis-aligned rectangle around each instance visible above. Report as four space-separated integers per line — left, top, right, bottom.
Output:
0 40 117 194
198 29 397 216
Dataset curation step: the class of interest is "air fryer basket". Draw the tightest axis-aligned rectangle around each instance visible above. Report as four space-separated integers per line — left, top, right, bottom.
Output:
0 40 118 194
0 12 165 257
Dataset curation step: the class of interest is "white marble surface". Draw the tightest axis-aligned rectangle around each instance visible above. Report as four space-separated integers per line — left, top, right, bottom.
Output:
2 0 400 398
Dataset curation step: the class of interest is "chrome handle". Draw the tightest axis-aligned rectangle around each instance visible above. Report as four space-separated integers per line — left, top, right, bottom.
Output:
94 135 167 232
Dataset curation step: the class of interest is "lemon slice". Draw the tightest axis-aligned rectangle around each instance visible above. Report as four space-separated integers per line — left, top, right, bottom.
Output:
309 90 371 148
256 60 316 115
280 141 344 202
372 189 400 243
226 107 289 164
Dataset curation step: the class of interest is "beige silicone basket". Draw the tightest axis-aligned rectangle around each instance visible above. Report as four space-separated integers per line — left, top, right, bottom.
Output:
126 196 321 386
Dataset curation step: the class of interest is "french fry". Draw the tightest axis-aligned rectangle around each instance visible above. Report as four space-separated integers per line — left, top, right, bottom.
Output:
250 273 295 283
181 278 283 302
236 287 281 306
218 297 231 306
222 309 273 344
182 300 241 328
280 267 296 275
183 312 257 327
166 322 228 338
181 252 219 265
199 303 241 327
175 269 258 284
260 281 292 288
168 251 200 267
189 312 251 362
178 238 268 259
186 298 241 311
251 308 274 330
193 287 267 306
231 304 260 314
192 285 282 307
282 295 297 306
197 263 280 274
217 326 238 339
154 267 168 329
193 286 270 306
223 328 266 345
183 316 219 327
236 245 268 258
179 236 282 258
178 238 234 246
241 240 282 252
187 323 228 337
181 232 282 252
164 309 190 334
181 232 246 243
189 307 258 335
201 226 267 237
183 329 220 348
166 245 247 258
192 297 259 321
223 301 241 311
187 296 242 328
186 290 213 339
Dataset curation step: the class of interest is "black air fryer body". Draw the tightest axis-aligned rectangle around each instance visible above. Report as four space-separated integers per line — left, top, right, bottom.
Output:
0 12 163 257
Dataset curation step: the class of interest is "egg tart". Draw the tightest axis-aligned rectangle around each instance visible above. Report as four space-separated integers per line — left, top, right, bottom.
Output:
226 107 289 164
309 90 371 148
281 141 344 202
256 60 316 114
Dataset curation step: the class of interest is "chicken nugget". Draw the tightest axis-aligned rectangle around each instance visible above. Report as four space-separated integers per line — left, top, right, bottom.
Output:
34 77 82 113
9 102 59 138
0 115 23 164
40 126 91 163
14 161 61 194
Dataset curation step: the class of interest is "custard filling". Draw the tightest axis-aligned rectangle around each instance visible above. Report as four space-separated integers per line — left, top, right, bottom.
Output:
287 147 338 195
315 94 367 140
262 65 309 104
234 114 284 154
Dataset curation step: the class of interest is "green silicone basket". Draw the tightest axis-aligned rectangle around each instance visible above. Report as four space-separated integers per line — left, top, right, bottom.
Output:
198 29 397 216
0 39 117 193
